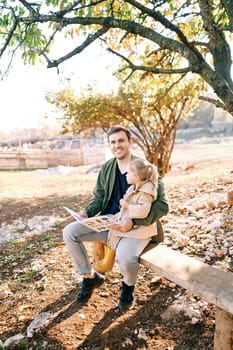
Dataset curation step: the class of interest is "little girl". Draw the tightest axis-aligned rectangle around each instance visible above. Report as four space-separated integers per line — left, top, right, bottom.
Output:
94 158 159 273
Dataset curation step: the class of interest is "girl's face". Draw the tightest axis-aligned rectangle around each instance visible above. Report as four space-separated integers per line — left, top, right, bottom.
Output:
126 166 138 185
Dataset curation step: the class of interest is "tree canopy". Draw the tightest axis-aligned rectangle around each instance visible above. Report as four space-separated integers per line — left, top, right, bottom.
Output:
1 0 233 115
47 73 202 174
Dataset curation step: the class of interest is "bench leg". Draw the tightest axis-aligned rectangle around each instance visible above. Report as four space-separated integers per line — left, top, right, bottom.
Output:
214 307 233 350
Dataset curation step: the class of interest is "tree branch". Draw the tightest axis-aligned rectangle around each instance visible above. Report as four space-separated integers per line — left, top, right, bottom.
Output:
43 27 109 68
198 95 226 110
126 0 190 45
14 10 207 76
220 0 233 30
107 47 192 75
199 0 233 88
54 0 82 17
54 0 105 17
18 0 40 16
0 8 18 58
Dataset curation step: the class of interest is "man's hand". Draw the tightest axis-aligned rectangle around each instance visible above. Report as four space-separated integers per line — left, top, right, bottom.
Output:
79 210 88 218
74 210 88 221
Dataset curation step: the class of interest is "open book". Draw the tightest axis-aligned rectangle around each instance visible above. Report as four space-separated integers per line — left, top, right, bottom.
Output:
64 206 114 232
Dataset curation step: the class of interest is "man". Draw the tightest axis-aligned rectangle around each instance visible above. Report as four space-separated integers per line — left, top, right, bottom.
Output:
63 125 169 310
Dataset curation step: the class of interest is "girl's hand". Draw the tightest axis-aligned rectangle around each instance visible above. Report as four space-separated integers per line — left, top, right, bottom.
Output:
109 220 133 232
120 199 128 209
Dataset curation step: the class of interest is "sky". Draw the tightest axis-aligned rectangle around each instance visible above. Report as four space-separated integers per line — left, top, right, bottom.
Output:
0 43 120 133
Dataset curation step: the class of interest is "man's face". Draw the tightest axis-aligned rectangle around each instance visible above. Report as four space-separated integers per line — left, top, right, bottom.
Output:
108 131 132 160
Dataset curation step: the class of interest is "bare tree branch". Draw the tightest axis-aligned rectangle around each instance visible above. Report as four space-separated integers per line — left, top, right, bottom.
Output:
44 27 109 68
108 47 192 75
198 95 226 110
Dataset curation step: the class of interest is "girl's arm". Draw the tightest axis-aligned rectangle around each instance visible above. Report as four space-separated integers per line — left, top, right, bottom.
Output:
132 178 169 226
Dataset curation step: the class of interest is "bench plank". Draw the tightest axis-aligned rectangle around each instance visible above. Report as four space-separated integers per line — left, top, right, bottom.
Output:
140 244 233 314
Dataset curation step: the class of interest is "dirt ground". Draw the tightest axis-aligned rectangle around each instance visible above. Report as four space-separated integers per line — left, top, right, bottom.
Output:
0 143 232 350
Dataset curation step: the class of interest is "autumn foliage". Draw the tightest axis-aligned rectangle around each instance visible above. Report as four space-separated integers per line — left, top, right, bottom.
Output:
47 73 203 175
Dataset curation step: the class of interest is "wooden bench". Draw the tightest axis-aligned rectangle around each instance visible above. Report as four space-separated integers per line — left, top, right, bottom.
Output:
139 244 233 350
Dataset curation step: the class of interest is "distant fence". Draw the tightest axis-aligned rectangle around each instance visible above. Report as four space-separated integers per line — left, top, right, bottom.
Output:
0 146 106 170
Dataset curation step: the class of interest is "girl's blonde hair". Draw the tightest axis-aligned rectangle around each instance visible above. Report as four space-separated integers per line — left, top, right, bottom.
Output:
128 159 158 185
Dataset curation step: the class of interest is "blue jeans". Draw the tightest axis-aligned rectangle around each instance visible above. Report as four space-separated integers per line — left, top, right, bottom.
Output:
63 221 150 286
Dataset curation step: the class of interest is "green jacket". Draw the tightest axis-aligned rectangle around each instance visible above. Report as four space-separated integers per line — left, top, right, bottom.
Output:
85 156 169 242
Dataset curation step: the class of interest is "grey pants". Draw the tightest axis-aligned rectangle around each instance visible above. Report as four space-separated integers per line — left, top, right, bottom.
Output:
63 221 150 286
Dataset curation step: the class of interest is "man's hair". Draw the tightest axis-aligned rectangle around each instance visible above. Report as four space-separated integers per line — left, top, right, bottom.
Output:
106 125 131 141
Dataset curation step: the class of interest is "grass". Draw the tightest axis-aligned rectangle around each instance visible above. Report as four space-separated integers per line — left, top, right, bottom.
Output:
0 232 59 269
0 169 97 198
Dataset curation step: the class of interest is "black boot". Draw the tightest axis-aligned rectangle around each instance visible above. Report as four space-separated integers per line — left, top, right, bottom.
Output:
117 281 135 310
76 273 105 303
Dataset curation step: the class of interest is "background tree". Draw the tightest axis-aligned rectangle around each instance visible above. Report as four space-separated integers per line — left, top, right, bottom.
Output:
47 73 203 175
0 1 233 116
179 102 215 129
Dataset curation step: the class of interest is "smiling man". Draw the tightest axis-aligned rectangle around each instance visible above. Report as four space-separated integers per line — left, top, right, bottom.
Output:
63 125 169 310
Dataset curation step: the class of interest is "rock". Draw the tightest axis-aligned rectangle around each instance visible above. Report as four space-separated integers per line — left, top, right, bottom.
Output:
161 304 185 320
27 312 53 338
215 249 225 259
0 216 59 243
137 328 147 341
122 337 133 346
191 317 200 324
151 276 163 284
99 292 110 297
183 193 226 211
31 260 44 272
208 217 222 230
3 334 26 348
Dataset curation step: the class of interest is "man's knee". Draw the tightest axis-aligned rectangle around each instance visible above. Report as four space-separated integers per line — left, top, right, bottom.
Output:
116 253 138 271
63 222 77 243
